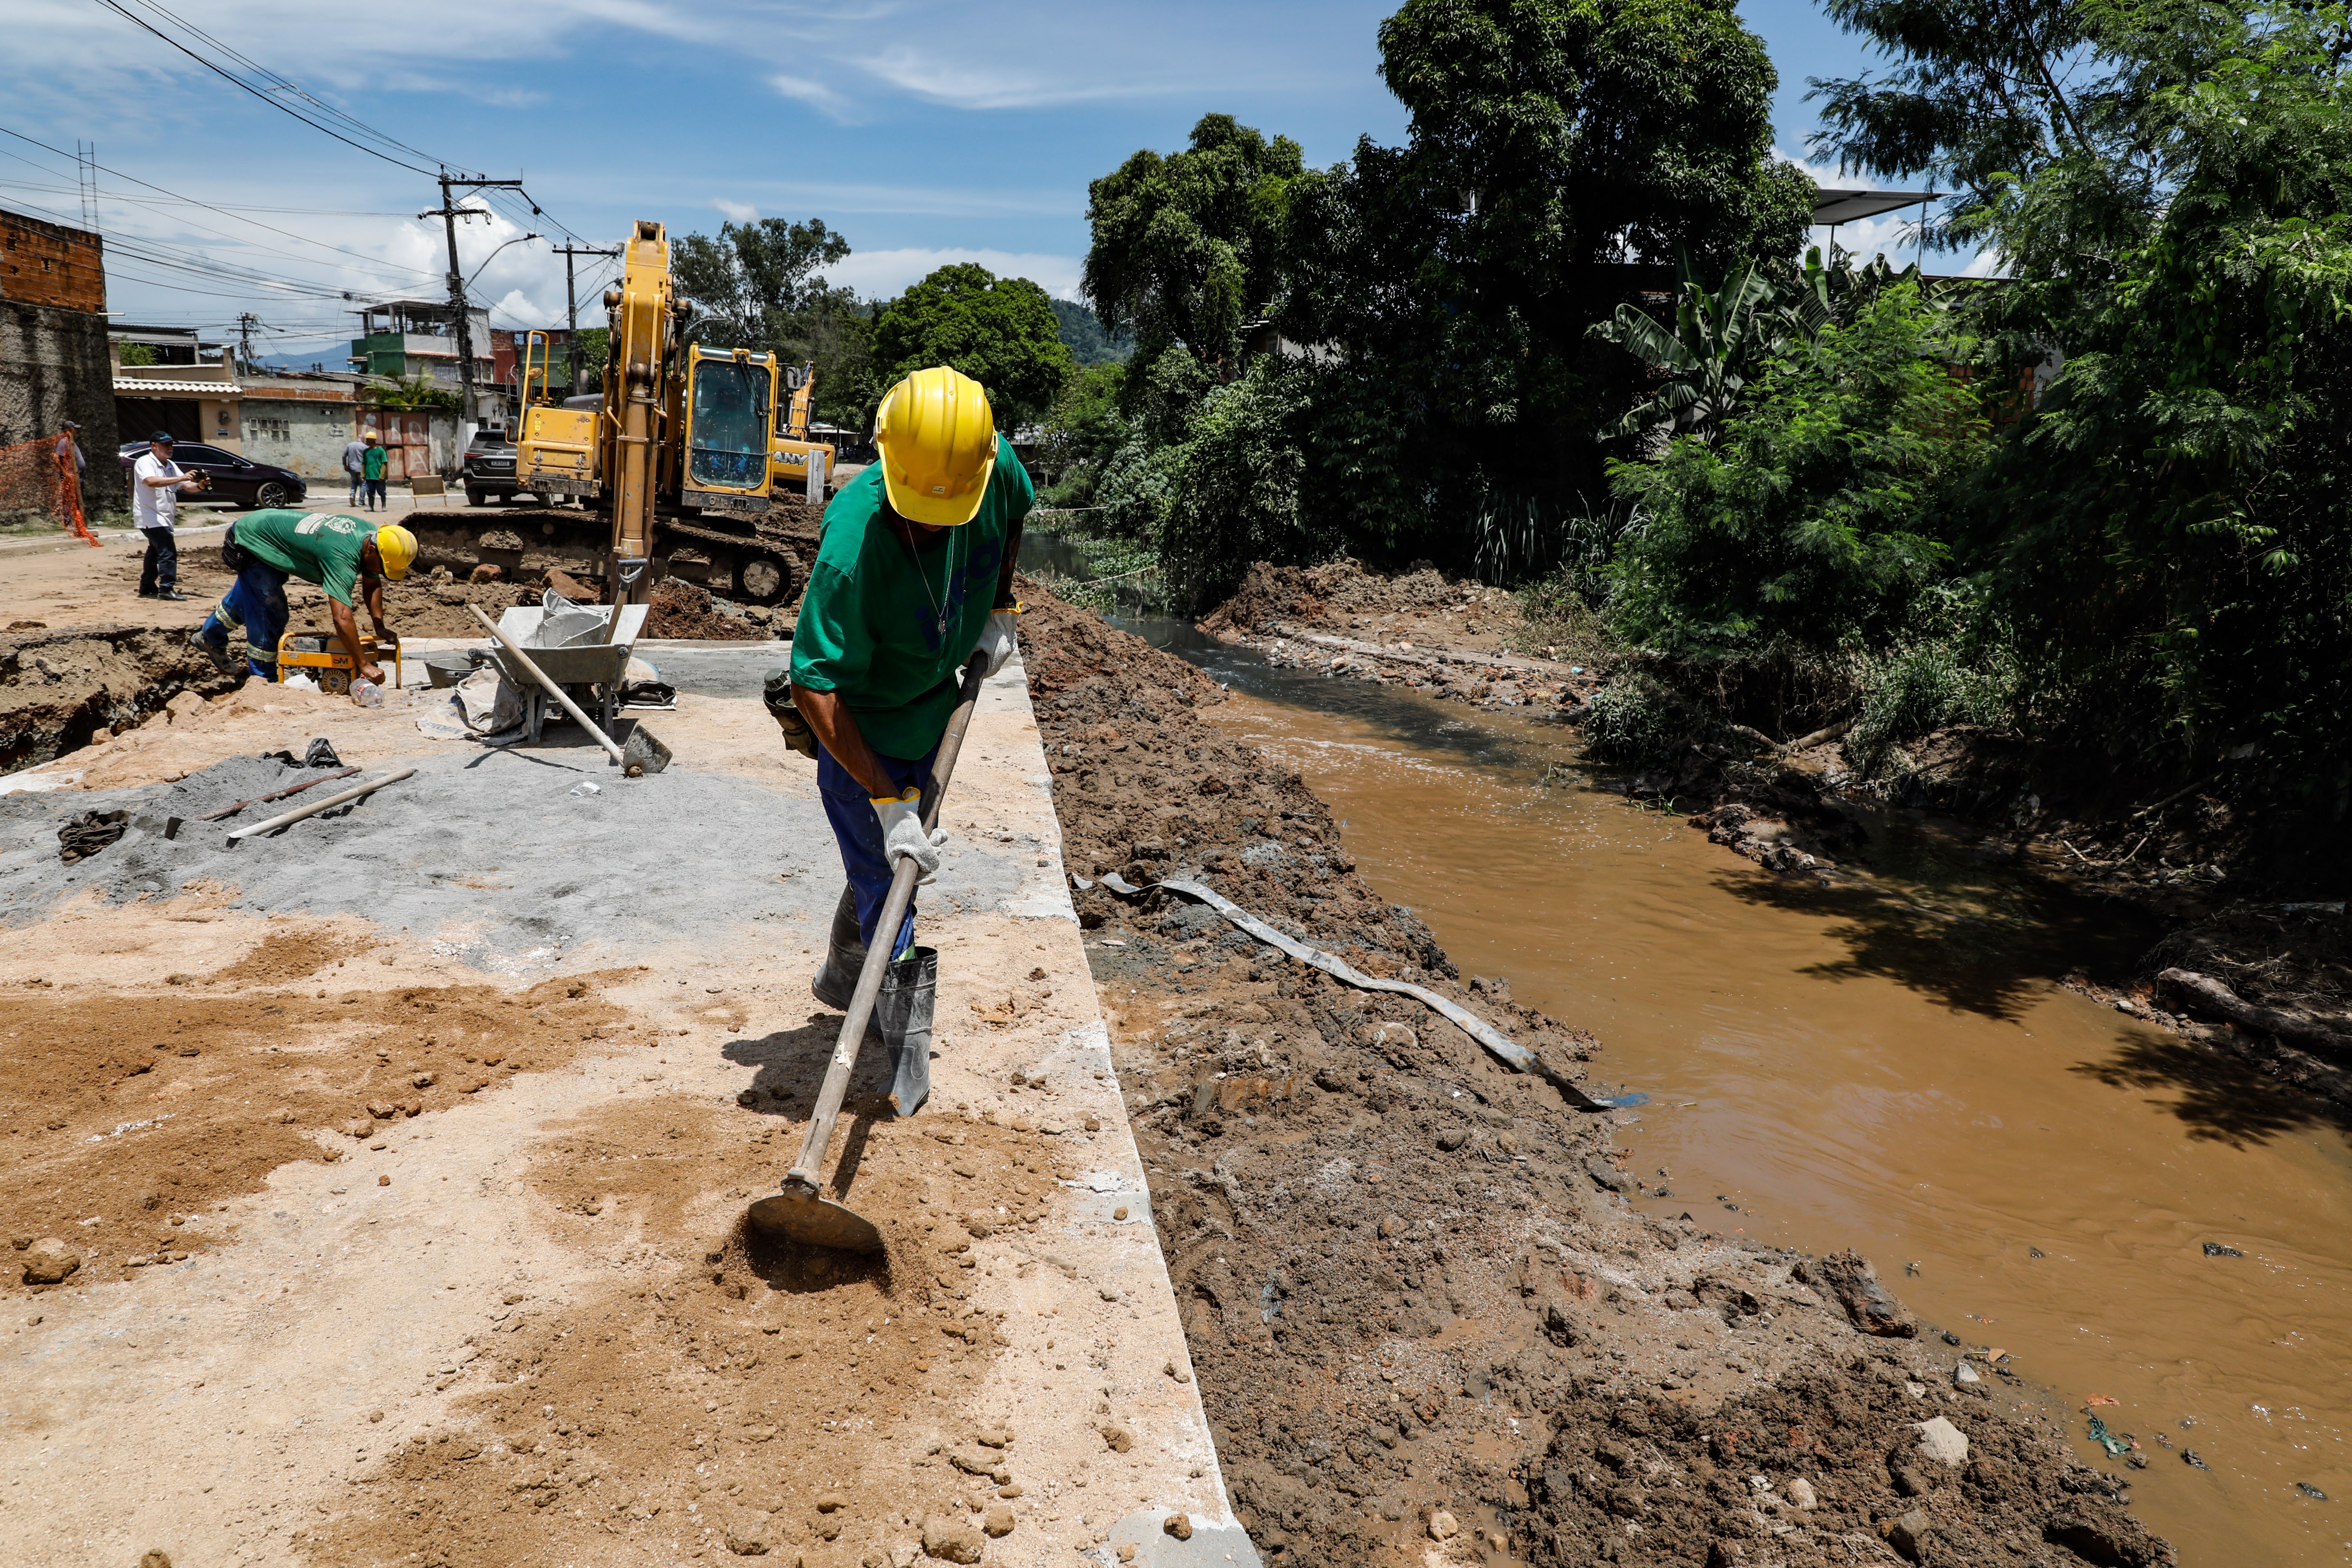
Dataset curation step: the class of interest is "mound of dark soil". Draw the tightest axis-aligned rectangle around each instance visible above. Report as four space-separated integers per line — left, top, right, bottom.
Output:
1524 1372 2167 1568
1200 559 1488 638
642 580 765 640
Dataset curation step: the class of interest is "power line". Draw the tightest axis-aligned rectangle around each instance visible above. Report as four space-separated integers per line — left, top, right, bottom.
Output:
84 0 592 244
0 183 404 304
89 0 445 177
0 127 441 282
0 174 437 289
0 181 419 217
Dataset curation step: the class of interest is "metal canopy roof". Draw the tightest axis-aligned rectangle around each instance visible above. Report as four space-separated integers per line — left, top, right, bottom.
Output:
1813 189 1937 225
115 377 244 395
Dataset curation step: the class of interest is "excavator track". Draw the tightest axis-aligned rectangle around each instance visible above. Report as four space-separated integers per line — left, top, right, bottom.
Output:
398 503 823 607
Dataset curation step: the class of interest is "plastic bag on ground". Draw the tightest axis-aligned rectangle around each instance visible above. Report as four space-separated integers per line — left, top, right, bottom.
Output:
533 589 608 649
454 666 525 736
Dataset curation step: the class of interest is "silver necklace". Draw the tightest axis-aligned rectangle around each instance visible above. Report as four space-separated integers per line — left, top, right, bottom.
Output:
904 524 963 644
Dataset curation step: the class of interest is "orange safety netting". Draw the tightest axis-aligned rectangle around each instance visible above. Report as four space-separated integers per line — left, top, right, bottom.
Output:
0 433 100 545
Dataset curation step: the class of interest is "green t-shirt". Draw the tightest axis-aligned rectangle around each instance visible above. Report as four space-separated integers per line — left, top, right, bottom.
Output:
362 445 387 480
233 508 373 606
789 434 1031 759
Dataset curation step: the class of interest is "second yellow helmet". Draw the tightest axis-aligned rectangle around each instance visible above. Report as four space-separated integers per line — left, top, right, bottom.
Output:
873 366 997 526
373 523 418 580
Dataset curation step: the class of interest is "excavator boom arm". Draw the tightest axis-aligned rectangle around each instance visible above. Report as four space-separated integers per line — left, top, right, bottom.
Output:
606 219 673 598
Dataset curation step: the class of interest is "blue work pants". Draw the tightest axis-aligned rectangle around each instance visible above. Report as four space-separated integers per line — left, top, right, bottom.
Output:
200 561 291 680
815 738 939 961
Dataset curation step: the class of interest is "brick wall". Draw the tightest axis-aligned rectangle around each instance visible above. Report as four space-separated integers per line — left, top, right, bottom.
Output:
0 209 107 315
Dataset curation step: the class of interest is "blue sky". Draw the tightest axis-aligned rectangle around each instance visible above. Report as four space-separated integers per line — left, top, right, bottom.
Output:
0 0 1923 362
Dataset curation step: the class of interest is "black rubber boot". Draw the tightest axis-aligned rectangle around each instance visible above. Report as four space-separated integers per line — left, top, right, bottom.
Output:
876 945 937 1118
811 885 864 1010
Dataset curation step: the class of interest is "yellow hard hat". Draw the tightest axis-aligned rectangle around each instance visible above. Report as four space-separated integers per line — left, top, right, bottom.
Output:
362 429 379 441
374 523 418 580
873 366 997 526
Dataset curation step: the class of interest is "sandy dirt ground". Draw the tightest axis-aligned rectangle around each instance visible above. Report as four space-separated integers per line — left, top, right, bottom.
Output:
0 520 775 644
1 647 1248 1568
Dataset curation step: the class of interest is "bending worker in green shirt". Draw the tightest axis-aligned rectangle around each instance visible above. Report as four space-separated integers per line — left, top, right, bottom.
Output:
192 509 418 686
789 366 1026 1117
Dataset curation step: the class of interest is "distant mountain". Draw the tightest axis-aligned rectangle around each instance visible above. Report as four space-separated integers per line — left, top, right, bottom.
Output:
1050 298 1132 366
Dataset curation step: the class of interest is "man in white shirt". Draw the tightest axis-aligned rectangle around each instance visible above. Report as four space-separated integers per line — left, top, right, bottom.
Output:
131 431 206 601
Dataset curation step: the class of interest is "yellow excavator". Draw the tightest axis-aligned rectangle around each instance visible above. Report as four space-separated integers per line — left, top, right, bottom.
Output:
513 219 835 606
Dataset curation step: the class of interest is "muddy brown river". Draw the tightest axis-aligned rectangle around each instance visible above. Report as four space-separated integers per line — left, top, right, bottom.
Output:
1121 612 2352 1567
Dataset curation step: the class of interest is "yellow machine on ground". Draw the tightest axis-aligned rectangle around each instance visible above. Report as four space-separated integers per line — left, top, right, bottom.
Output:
515 219 836 607
278 630 401 695
770 361 833 495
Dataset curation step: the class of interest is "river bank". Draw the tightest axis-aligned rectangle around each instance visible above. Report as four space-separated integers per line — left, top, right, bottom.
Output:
1016 578 2171 1568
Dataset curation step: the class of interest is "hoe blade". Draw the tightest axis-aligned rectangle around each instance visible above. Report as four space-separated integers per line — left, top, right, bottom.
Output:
745 1187 885 1256
621 723 672 777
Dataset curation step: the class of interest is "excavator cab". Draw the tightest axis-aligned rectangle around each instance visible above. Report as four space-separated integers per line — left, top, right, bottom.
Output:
770 360 837 500
517 329 599 499
682 347 779 513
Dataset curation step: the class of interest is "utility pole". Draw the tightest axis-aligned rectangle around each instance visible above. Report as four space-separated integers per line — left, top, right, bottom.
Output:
552 241 621 396
418 173 524 420
236 312 260 373
75 141 97 231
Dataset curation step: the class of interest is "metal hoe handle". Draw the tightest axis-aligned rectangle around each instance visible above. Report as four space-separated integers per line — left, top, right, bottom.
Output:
784 655 989 1194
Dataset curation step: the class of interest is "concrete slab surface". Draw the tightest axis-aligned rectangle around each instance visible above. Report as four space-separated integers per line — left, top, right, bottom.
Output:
0 652 1255 1566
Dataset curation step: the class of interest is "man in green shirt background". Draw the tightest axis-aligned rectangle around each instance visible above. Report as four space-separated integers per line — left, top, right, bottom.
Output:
789 365 1026 1115
192 509 417 685
361 431 389 511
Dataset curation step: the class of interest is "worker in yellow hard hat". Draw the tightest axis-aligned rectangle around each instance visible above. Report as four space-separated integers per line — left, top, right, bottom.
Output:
787 366 1030 1115
193 508 417 694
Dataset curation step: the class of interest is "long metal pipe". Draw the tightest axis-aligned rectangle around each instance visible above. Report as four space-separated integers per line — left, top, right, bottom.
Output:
226 768 416 845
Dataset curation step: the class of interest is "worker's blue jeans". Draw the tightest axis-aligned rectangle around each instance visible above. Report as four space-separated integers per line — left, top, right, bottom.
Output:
815 738 939 961
198 560 291 680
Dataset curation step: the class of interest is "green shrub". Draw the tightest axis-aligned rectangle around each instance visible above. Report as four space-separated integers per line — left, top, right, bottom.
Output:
1846 642 2013 776
1579 672 1701 768
1606 282 1986 665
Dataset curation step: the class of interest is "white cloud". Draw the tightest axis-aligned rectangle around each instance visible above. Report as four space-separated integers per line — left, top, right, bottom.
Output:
824 247 1084 302
769 74 860 122
851 48 1153 111
1817 213 1927 268
711 198 760 223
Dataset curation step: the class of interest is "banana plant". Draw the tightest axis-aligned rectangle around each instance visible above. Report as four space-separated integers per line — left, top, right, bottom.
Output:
1590 253 1779 446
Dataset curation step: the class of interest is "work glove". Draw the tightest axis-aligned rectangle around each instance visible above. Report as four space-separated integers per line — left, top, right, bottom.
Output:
872 788 948 883
975 605 1021 678
761 667 818 759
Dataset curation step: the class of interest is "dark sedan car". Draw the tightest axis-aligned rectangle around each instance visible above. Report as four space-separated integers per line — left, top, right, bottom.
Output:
118 441 307 509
